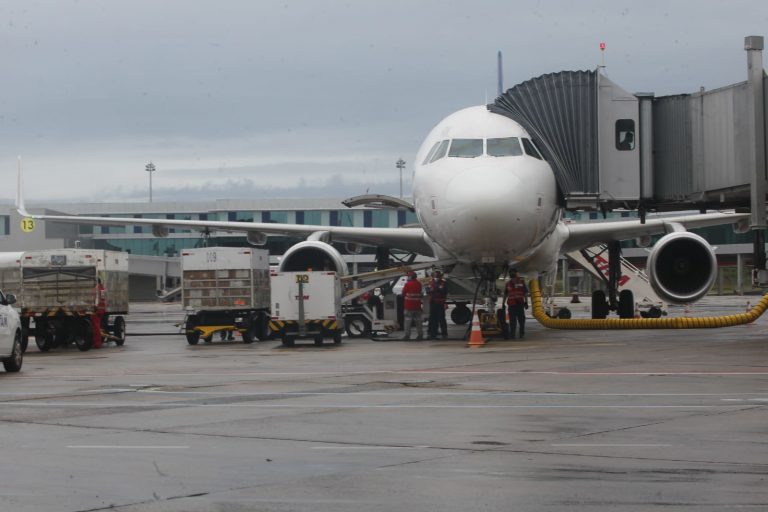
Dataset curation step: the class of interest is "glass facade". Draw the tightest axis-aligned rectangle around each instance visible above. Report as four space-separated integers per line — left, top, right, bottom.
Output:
76 207 422 257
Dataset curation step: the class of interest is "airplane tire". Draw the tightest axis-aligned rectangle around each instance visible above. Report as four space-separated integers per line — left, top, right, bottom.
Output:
618 289 634 319
591 290 609 319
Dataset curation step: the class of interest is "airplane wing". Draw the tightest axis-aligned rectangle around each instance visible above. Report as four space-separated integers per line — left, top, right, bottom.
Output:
14 164 436 255
17 210 437 256
561 211 751 252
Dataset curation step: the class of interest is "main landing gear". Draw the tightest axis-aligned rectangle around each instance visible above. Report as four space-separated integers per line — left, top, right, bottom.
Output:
584 241 635 319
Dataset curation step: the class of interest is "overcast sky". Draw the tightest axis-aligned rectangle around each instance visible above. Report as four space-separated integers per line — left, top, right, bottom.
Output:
2 0 767 203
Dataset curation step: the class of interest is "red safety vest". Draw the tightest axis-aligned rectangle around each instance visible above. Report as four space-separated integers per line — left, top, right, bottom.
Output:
506 278 527 305
96 283 107 314
427 278 447 304
402 279 423 311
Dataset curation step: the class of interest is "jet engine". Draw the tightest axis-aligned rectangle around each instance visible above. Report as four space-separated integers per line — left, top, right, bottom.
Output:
277 240 348 275
646 231 717 304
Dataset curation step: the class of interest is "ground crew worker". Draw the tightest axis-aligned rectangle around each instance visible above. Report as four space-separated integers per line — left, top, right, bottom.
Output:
92 277 106 349
401 271 424 340
504 270 528 339
426 270 448 339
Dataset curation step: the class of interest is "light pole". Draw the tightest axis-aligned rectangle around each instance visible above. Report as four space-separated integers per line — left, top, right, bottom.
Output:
395 158 406 199
145 161 156 202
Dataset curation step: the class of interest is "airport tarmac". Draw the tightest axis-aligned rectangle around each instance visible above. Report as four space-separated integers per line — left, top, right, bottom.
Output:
1 299 767 512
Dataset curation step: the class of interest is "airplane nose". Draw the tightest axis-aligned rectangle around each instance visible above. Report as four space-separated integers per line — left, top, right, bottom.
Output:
441 165 537 258
444 165 524 218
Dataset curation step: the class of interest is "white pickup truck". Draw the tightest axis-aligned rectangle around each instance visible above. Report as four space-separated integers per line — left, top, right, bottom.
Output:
0 289 23 372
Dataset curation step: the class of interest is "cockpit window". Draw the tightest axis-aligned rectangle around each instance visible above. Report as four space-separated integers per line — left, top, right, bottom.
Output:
429 140 450 163
422 141 441 165
448 139 483 158
487 137 522 157
522 138 543 160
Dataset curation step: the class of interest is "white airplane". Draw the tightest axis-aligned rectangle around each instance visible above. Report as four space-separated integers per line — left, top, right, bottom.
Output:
16 105 750 318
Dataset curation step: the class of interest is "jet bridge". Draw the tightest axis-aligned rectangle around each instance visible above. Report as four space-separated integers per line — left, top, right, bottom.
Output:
490 36 767 217
491 35 768 285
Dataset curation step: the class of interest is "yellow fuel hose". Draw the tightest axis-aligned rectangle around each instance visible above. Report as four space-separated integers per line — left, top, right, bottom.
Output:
529 279 768 329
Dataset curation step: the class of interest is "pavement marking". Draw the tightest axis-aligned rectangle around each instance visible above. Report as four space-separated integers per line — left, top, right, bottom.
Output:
551 444 673 447
0 402 759 409
135 390 768 397
312 446 428 450
67 445 189 449
12 370 768 379
2 390 766 398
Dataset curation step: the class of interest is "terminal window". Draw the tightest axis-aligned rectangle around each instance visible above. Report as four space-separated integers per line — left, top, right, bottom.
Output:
616 119 636 150
0 216 8 235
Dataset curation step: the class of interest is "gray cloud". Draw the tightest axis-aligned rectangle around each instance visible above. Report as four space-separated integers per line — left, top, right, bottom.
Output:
1 0 767 201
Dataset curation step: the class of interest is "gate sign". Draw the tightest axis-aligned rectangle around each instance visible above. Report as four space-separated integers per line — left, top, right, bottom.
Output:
20 218 35 233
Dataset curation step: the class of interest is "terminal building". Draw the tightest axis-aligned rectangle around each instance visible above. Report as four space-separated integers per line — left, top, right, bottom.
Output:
0 199 421 300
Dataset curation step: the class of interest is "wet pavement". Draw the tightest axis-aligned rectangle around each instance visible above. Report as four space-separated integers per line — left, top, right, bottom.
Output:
0 300 766 511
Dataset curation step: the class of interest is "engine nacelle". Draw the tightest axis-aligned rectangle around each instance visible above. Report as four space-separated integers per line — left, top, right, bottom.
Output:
277 241 348 275
646 231 717 304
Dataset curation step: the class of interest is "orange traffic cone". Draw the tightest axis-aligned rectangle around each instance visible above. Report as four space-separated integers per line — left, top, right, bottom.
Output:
467 312 486 348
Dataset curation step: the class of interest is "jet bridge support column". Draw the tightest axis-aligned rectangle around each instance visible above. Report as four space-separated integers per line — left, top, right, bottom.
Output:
746 36 768 282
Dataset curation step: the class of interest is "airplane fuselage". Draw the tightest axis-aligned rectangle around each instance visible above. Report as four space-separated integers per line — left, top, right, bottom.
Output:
412 106 562 272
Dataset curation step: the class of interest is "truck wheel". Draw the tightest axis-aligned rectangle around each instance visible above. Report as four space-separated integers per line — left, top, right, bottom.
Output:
451 304 472 325
74 319 93 352
281 334 295 346
314 334 324 345
20 318 29 353
35 320 55 352
185 315 200 345
3 330 23 372
345 315 371 338
113 316 126 346
255 314 270 341
332 330 342 344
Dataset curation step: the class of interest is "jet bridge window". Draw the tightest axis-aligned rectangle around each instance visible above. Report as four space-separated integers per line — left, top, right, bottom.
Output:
428 140 450 163
615 119 635 150
487 137 523 157
521 138 543 160
448 139 483 158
